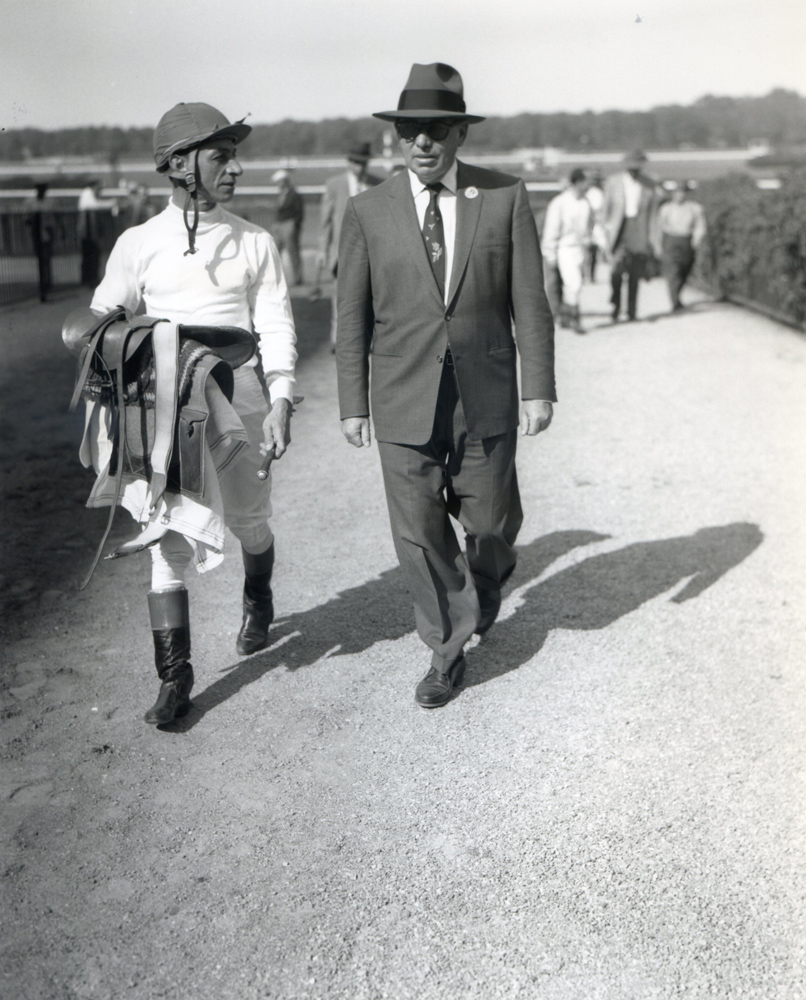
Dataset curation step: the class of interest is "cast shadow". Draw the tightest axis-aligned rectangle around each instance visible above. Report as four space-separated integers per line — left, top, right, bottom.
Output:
168 522 761 729
466 521 763 687
170 529 605 730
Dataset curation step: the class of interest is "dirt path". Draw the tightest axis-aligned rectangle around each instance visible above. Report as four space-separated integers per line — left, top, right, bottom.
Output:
2 278 805 1000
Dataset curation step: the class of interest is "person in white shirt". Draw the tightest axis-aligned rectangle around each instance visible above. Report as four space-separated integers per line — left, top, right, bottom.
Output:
78 180 119 286
584 171 606 282
658 180 707 311
541 169 593 333
64 103 297 726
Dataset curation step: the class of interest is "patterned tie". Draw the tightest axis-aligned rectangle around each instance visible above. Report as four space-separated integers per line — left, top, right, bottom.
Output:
422 183 445 297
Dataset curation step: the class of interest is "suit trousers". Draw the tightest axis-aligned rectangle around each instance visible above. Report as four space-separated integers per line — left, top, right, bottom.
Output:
377 361 523 671
661 233 695 309
610 249 648 320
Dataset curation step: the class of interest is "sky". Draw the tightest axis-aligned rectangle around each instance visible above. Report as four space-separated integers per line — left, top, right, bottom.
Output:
2 0 804 130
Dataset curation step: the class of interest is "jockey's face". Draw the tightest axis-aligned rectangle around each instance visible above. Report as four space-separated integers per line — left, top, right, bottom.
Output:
169 137 243 210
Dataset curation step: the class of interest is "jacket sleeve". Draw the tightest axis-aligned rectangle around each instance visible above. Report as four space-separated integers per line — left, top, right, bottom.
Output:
320 178 335 257
540 195 561 265
334 198 374 419
510 180 557 402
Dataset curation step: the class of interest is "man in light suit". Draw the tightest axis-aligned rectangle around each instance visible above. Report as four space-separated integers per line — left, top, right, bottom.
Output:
320 142 383 347
336 63 556 708
602 149 659 321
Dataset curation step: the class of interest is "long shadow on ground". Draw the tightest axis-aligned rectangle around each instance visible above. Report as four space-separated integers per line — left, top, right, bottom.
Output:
175 522 762 728
465 521 762 687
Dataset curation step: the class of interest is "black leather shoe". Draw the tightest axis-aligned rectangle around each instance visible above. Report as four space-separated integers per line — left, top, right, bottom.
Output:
415 657 465 709
475 589 501 635
144 673 193 726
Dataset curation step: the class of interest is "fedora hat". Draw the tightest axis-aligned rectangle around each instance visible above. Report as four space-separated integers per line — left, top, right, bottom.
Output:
347 141 372 163
373 62 485 123
623 148 648 168
154 103 251 173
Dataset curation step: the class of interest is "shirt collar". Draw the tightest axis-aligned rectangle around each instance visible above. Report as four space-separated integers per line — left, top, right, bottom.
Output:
407 159 459 197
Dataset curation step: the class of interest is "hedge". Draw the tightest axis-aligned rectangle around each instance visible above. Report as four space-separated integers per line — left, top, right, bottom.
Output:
694 169 806 330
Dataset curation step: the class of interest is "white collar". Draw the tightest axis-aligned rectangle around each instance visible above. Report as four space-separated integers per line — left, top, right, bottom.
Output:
407 159 459 197
167 199 225 230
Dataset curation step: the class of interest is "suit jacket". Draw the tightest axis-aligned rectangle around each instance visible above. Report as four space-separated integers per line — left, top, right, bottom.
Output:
320 170 384 274
602 171 659 254
335 161 556 446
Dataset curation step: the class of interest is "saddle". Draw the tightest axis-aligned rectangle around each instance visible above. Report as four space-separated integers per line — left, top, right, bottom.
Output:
64 307 257 588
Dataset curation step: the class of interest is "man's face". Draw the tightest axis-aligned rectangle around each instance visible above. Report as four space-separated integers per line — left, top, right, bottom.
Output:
396 119 468 184
182 138 243 205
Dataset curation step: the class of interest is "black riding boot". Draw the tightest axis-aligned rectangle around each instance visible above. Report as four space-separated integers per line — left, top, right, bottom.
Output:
236 544 275 656
144 588 194 725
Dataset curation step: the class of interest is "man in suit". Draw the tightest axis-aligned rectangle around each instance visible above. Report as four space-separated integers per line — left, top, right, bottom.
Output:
602 149 659 321
336 63 556 708
320 142 383 347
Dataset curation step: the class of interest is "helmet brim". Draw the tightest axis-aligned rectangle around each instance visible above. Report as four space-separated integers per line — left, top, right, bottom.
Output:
156 122 252 172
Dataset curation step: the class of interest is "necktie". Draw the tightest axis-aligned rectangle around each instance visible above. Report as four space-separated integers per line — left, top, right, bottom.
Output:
422 183 445 297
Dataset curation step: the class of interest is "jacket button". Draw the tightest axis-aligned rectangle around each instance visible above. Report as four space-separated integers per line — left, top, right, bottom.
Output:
437 355 443 363
445 314 452 321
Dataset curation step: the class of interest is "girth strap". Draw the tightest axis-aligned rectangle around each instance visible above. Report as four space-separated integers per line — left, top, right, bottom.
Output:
147 322 180 511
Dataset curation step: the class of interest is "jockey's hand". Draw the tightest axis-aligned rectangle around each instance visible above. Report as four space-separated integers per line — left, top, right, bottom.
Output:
262 398 291 459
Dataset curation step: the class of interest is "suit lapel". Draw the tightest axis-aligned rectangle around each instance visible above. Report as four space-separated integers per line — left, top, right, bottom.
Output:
387 171 444 306
447 161 482 306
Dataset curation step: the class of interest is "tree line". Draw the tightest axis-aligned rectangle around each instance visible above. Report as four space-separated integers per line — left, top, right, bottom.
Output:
2 90 804 162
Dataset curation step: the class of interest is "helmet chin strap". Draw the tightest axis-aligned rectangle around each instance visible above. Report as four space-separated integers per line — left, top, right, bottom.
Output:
182 149 200 256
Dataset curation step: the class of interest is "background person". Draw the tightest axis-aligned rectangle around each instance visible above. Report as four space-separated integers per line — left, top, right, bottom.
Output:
602 149 659 322
272 169 304 286
541 168 593 334
26 182 56 302
336 62 555 709
126 182 159 227
320 142 383 347
584 170 605 282
658 180 707 311
77 179 119 286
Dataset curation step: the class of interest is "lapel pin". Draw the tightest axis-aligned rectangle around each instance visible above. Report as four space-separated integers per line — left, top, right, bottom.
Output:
465 187 479 199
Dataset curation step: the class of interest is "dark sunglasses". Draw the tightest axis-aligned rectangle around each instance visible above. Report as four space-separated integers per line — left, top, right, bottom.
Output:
395 120 455 142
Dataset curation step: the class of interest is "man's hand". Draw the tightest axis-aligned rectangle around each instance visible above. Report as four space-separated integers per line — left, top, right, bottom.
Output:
262 398 292 459
520 400 553 436
341 417 371 448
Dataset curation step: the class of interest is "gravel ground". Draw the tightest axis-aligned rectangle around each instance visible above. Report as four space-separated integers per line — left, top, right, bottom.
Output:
1 275 805 1000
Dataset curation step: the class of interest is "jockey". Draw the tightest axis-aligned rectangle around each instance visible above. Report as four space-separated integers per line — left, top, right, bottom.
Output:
64 103 298 726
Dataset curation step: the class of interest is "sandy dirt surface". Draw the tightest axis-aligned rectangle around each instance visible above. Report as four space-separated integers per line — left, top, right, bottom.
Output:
2 276 805 1000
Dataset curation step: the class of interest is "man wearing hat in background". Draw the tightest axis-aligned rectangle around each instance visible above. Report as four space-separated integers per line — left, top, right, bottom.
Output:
602 149 660 322
319 142 383 347
66 102 297 726
336 63 555 708
271 168 305 286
